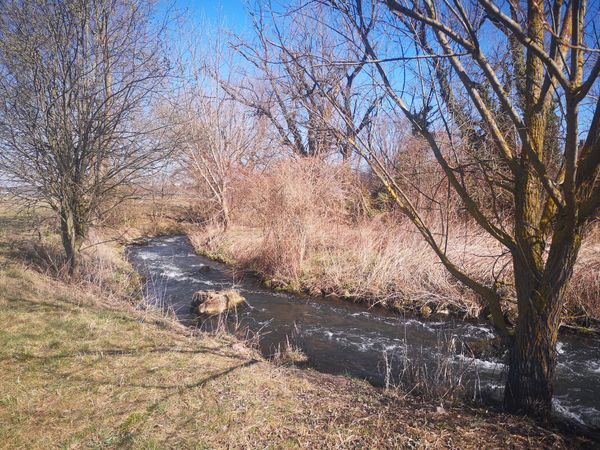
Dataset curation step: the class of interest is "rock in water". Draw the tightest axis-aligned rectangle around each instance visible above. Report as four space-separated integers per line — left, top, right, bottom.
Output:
191 289 247 315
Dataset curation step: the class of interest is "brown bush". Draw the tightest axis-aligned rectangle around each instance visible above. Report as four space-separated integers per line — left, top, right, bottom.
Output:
231 158 360 280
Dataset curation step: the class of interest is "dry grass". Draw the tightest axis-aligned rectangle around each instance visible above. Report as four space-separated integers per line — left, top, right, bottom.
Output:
188 158 600 325
0 256 578 449
566 225 600 324
99 192 191 242
0 191 193 309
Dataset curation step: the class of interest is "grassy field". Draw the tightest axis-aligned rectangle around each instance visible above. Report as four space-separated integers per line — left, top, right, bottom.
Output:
0 202 591 449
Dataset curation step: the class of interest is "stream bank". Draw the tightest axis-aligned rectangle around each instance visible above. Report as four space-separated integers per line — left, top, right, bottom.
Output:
127 234 600 433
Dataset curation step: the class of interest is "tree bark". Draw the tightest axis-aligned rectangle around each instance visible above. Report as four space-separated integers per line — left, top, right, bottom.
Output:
59 203 86 277
506 219 582 417
504 295 558 417
220 195 230 232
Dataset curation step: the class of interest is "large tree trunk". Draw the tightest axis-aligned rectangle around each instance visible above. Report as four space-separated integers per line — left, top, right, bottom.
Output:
59 203 86 277
221 205 230 232
505 222 582 417
504 294 559 417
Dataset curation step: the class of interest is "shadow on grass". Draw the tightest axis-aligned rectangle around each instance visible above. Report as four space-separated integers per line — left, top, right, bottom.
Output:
3 296 83 312
3 295 189 336
87 358 259 447
0 343 250 363
51 358 260 391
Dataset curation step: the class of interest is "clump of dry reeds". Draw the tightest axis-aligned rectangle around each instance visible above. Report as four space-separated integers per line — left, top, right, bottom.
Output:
565 224 600 324
232 157 356 281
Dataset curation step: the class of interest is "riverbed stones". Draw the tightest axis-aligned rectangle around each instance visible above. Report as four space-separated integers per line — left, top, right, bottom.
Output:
191 289 247 315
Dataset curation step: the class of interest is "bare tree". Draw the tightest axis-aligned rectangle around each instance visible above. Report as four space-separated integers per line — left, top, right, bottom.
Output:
227 1 378 160
171 32 269 231
175 94 268 231
0 0 172 275
298 0 600 418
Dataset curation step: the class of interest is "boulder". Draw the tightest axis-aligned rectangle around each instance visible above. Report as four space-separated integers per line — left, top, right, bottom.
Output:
435 306 450 316
191 289 246 315
464 337 506 359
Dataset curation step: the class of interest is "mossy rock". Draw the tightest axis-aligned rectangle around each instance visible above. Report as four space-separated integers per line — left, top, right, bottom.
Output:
198 265 212 273
420 304 432 318
191 289 247 315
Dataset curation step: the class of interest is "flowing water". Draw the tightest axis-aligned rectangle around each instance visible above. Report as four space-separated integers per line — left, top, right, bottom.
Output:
127 235 600 431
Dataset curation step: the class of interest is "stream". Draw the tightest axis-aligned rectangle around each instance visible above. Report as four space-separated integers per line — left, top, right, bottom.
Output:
127 235 600 432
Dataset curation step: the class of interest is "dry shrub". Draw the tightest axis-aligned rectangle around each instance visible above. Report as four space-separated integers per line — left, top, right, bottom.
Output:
79 228 142 299
386 335 480 402
99 192 189 241
301 217 505 316
565 223 600 324
232 158 359 282
190 158 489 315
271 336 310 367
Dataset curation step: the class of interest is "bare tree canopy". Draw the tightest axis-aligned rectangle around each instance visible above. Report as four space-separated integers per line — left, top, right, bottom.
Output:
170 36 270 231
0 0 172 274
226 1 380 160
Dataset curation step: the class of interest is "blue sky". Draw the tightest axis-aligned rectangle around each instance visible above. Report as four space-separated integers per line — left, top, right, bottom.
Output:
159 0 251 30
